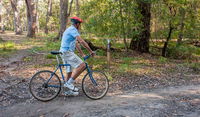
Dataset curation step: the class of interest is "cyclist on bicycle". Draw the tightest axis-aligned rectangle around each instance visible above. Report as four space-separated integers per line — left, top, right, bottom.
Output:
60 16 95 96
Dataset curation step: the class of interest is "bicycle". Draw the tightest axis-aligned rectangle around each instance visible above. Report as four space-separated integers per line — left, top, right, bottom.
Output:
29 51 109 101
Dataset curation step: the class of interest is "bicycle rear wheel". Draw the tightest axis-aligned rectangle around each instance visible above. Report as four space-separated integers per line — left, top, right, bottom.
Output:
29 70 61 101
82 71 109 100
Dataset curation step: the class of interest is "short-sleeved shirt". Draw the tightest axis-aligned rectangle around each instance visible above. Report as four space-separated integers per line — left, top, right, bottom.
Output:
60 25 80 52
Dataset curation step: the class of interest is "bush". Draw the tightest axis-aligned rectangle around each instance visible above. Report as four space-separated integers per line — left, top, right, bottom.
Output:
158 56 168 63
167 44 198 59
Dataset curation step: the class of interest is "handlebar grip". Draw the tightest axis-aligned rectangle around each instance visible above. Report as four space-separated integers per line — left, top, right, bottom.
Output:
83 55 91 61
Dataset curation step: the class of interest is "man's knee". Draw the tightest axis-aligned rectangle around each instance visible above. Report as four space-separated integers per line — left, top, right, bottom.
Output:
80 63 86 69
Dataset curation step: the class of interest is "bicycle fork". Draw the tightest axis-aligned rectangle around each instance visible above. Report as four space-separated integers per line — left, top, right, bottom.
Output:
86 63 98 86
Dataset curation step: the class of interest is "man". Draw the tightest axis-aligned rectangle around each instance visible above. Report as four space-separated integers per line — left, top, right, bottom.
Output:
60 17 95 96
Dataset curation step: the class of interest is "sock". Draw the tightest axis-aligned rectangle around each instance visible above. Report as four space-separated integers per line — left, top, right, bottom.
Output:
67 77 75 84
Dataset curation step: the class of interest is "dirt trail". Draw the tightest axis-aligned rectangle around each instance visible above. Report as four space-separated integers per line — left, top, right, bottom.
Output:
1 84 200 117
0 32 30 71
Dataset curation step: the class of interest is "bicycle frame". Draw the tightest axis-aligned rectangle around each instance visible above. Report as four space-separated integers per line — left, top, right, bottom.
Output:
46 54 97 88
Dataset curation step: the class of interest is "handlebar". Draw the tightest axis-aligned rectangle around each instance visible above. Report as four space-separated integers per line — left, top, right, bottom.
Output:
83 54 91 61
83 50 97 61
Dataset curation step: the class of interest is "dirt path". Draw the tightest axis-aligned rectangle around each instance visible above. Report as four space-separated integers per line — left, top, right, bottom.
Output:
0 32 31 71
1 84 200 117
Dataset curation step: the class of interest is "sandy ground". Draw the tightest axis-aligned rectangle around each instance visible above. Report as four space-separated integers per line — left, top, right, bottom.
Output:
1 85 200 117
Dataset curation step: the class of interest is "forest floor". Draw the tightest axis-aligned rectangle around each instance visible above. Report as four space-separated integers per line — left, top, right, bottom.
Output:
0 32 200 117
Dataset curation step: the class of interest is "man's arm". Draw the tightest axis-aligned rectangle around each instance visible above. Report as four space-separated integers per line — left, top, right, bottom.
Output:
76 42 85 57
76 36 94 55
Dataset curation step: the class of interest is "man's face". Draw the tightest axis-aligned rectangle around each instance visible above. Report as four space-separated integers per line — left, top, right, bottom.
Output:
77 23 81 30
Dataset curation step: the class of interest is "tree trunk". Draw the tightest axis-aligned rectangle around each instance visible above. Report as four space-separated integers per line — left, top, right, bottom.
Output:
119 0 128 52
35 0 39 32
55 0 73 40
177 8 185 45
25 0 37 37
130 1 151 53
162 22 174 57
10 0 22 35
58 0 69 39
0 0 4 33
76 0 79 16
45 0 52 34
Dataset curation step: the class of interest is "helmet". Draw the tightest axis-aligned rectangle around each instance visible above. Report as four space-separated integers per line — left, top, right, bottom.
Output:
70 17 83 24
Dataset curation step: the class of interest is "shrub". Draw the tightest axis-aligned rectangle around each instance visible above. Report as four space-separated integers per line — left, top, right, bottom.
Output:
167 44 198 59
158 56 168 63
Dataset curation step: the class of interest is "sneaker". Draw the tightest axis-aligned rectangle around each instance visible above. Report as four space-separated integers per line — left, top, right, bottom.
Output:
64 82 79 92
64 90 79 96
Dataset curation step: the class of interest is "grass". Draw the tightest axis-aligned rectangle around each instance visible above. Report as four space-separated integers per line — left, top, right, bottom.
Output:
0 41 16 56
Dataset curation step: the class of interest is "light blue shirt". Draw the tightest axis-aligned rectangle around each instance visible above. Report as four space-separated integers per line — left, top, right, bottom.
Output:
60 25 80 52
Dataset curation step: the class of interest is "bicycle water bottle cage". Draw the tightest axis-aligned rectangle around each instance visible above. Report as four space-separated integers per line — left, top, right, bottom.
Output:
50 51 62 55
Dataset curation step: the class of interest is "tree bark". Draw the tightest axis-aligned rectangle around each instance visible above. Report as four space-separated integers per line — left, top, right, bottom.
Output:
119 0 128 52
10 0 22 35
0 0 5 33
25 0 37 37
130 1 151 53
45 0 52 34
55 0 73 40
162 22 174 57
35 0 39 32
76 0 79 16
177 8 185 45
162 5 176 57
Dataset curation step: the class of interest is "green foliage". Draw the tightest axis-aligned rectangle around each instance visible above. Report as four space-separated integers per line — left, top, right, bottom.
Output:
105 72 113 81
151 0 200 40
0 41 16 56
189 62 200 72
23 56 32 62
167 43 199 59
45 54 56 59
96 49 106 56
80 0 142 39
158 56 168 63
46 41 60 50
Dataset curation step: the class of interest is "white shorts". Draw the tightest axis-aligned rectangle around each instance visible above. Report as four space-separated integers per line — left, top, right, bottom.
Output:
60 51 83 72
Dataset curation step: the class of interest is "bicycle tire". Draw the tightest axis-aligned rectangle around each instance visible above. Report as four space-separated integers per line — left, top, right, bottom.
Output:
82 71 109 100
29 70 61 102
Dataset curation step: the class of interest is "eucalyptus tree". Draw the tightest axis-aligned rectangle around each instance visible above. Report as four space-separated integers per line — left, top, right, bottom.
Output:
25 0 37 37
56 0 74 39
130 0 151 53
45 0 52 34
10 0 23 34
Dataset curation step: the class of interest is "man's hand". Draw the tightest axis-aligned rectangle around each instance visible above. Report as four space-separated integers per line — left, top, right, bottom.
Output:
90 51 96 57
82 54 86 58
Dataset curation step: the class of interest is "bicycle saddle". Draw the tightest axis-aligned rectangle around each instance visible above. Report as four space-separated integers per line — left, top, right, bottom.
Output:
50 51 62 55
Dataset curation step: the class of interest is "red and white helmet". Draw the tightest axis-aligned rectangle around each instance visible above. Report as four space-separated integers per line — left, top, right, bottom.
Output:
70 17 83 24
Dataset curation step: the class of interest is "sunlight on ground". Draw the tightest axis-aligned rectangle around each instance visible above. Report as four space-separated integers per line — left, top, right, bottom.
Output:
0 32 46 51
119 93 164 99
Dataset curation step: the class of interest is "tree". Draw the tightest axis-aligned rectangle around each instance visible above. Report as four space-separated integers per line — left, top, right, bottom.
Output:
56 0 73 39
44 0 52 34
75 0 79 16
25 0 37 37
10 0 22 34
130 0 151 53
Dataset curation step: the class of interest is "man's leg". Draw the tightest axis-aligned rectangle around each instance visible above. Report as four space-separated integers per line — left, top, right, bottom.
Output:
71 62 86 80
64 63 85 92
67 72 72 81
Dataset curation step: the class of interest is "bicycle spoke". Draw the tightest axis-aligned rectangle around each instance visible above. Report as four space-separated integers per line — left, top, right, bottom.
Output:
82 71 109 100
29 70 61 101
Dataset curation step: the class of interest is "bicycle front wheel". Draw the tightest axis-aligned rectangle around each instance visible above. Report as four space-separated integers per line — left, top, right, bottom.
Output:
29 70 61 101
82 71 109 100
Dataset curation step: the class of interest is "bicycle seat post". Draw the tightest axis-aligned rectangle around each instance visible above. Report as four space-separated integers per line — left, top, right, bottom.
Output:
56 55 60 65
